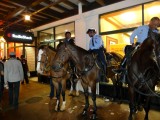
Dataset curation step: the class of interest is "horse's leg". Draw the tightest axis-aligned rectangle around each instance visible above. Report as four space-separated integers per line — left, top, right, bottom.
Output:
143 97 151 120
137 94 143 111
117 80 123 104
60 79 66 111
111 75 117 101
81 81 89 116
128 86 136 120
69 75 74 96
90 81 97 120
75 79 79 96
53 81 61 111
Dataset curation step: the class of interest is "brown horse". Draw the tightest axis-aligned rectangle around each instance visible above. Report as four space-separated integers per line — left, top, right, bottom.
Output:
37 45 71 111
127 37 160 120
52 42 104 119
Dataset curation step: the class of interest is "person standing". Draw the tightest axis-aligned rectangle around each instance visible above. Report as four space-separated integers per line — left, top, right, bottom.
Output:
20 55 29 84
0 60 4 110
86 28 107 82
4 52 24 109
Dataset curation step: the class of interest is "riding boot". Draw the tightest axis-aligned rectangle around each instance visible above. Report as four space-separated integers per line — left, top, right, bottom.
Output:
101 64 109 82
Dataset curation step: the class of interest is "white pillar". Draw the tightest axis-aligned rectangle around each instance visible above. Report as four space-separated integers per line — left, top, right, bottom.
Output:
78 2 82 14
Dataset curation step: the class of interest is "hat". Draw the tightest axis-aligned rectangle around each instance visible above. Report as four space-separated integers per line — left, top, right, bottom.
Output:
10 52 15 56
86 28 96 34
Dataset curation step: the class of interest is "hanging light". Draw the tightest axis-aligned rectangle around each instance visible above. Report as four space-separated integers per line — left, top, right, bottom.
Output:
25 14 31 21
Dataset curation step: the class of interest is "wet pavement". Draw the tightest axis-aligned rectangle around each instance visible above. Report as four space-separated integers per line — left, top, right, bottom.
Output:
0 77 160 120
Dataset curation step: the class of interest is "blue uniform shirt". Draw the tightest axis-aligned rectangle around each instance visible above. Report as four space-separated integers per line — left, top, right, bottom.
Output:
130 25 159 44
130 25 149 44
89 34 104 50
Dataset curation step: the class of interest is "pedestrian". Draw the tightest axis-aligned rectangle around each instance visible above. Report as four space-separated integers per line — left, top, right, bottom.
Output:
0 60 4 110
4 52 24 109
20 55 29 84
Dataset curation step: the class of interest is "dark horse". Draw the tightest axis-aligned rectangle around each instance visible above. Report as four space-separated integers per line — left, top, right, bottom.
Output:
52 42 104 119
37 45 71 111
127 37 160 120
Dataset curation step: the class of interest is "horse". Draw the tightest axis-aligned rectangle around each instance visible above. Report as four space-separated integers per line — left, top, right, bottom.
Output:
52 42 105 119
106 52 124 102
127 37 160 120
37 45 71 111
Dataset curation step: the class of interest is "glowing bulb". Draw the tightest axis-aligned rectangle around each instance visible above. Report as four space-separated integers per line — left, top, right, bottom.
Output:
25 15 30 21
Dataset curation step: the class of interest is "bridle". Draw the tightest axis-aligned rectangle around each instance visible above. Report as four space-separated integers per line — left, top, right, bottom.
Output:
128 38 160 97
54 43 96 74
40 49 68 78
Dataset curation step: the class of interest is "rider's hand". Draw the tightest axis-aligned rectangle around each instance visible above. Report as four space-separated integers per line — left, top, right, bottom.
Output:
132 43 136 47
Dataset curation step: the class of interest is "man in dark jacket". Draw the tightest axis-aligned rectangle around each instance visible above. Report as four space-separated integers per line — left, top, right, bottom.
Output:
20 55 29 84
64 31 75 44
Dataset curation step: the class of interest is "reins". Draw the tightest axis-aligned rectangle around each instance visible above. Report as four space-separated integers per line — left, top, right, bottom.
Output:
41 48 69 78
64 43 96 74
128 44 160 97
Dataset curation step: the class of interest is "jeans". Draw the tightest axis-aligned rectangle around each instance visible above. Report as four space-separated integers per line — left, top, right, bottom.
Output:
8 81 20 108
0 76 4 102
49 78 54 98
0 80 2 102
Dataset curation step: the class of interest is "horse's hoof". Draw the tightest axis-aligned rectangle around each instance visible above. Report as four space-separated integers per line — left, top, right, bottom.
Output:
55 106 60 112
91 113 97 120
76 92 79 96
60 105 66 111
55 106 58 111
69 92 73 96
82 110 87 116
137 105 143 111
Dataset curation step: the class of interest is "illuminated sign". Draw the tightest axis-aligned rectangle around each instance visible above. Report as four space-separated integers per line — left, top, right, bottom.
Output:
4 30 34 43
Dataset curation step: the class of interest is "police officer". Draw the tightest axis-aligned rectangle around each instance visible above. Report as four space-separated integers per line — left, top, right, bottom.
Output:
113 17 160 74
86 28 107 82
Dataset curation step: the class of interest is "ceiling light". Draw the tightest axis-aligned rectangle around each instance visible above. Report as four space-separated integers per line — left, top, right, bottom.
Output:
25 14 30 21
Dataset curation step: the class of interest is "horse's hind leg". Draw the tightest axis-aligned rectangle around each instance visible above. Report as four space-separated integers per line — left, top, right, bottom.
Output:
128 86 136 120
60 79 66 111
81 82 89 116
90 82 97 120
143 97 151 120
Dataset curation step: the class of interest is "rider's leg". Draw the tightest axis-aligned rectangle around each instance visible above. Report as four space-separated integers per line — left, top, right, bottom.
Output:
112 56 127 74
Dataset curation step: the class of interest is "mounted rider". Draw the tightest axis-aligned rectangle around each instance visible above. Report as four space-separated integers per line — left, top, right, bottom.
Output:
113 17 160 81
86 28 107 82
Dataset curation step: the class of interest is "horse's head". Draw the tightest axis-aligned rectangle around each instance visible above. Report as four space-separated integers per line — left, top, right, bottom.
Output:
52 42 71 71
37 45 56 75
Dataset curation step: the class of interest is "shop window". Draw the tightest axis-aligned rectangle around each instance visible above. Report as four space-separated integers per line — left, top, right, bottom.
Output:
26 47 35 71
100 5 142 32
55 22 75 40
102 32 132 55
54 22 75 48
39 28 54 45
15 47 23 58
144 1 160 27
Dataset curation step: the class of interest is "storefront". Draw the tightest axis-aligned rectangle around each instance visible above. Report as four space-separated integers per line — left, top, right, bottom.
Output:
37 22 75 48
33 0 160 98
100 1 160 55
1 30 37 76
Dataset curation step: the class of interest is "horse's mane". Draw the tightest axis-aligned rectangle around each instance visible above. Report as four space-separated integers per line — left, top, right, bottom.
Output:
73 44 89 53
140 37 154 51
57 42 89 54
48 45 57 52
